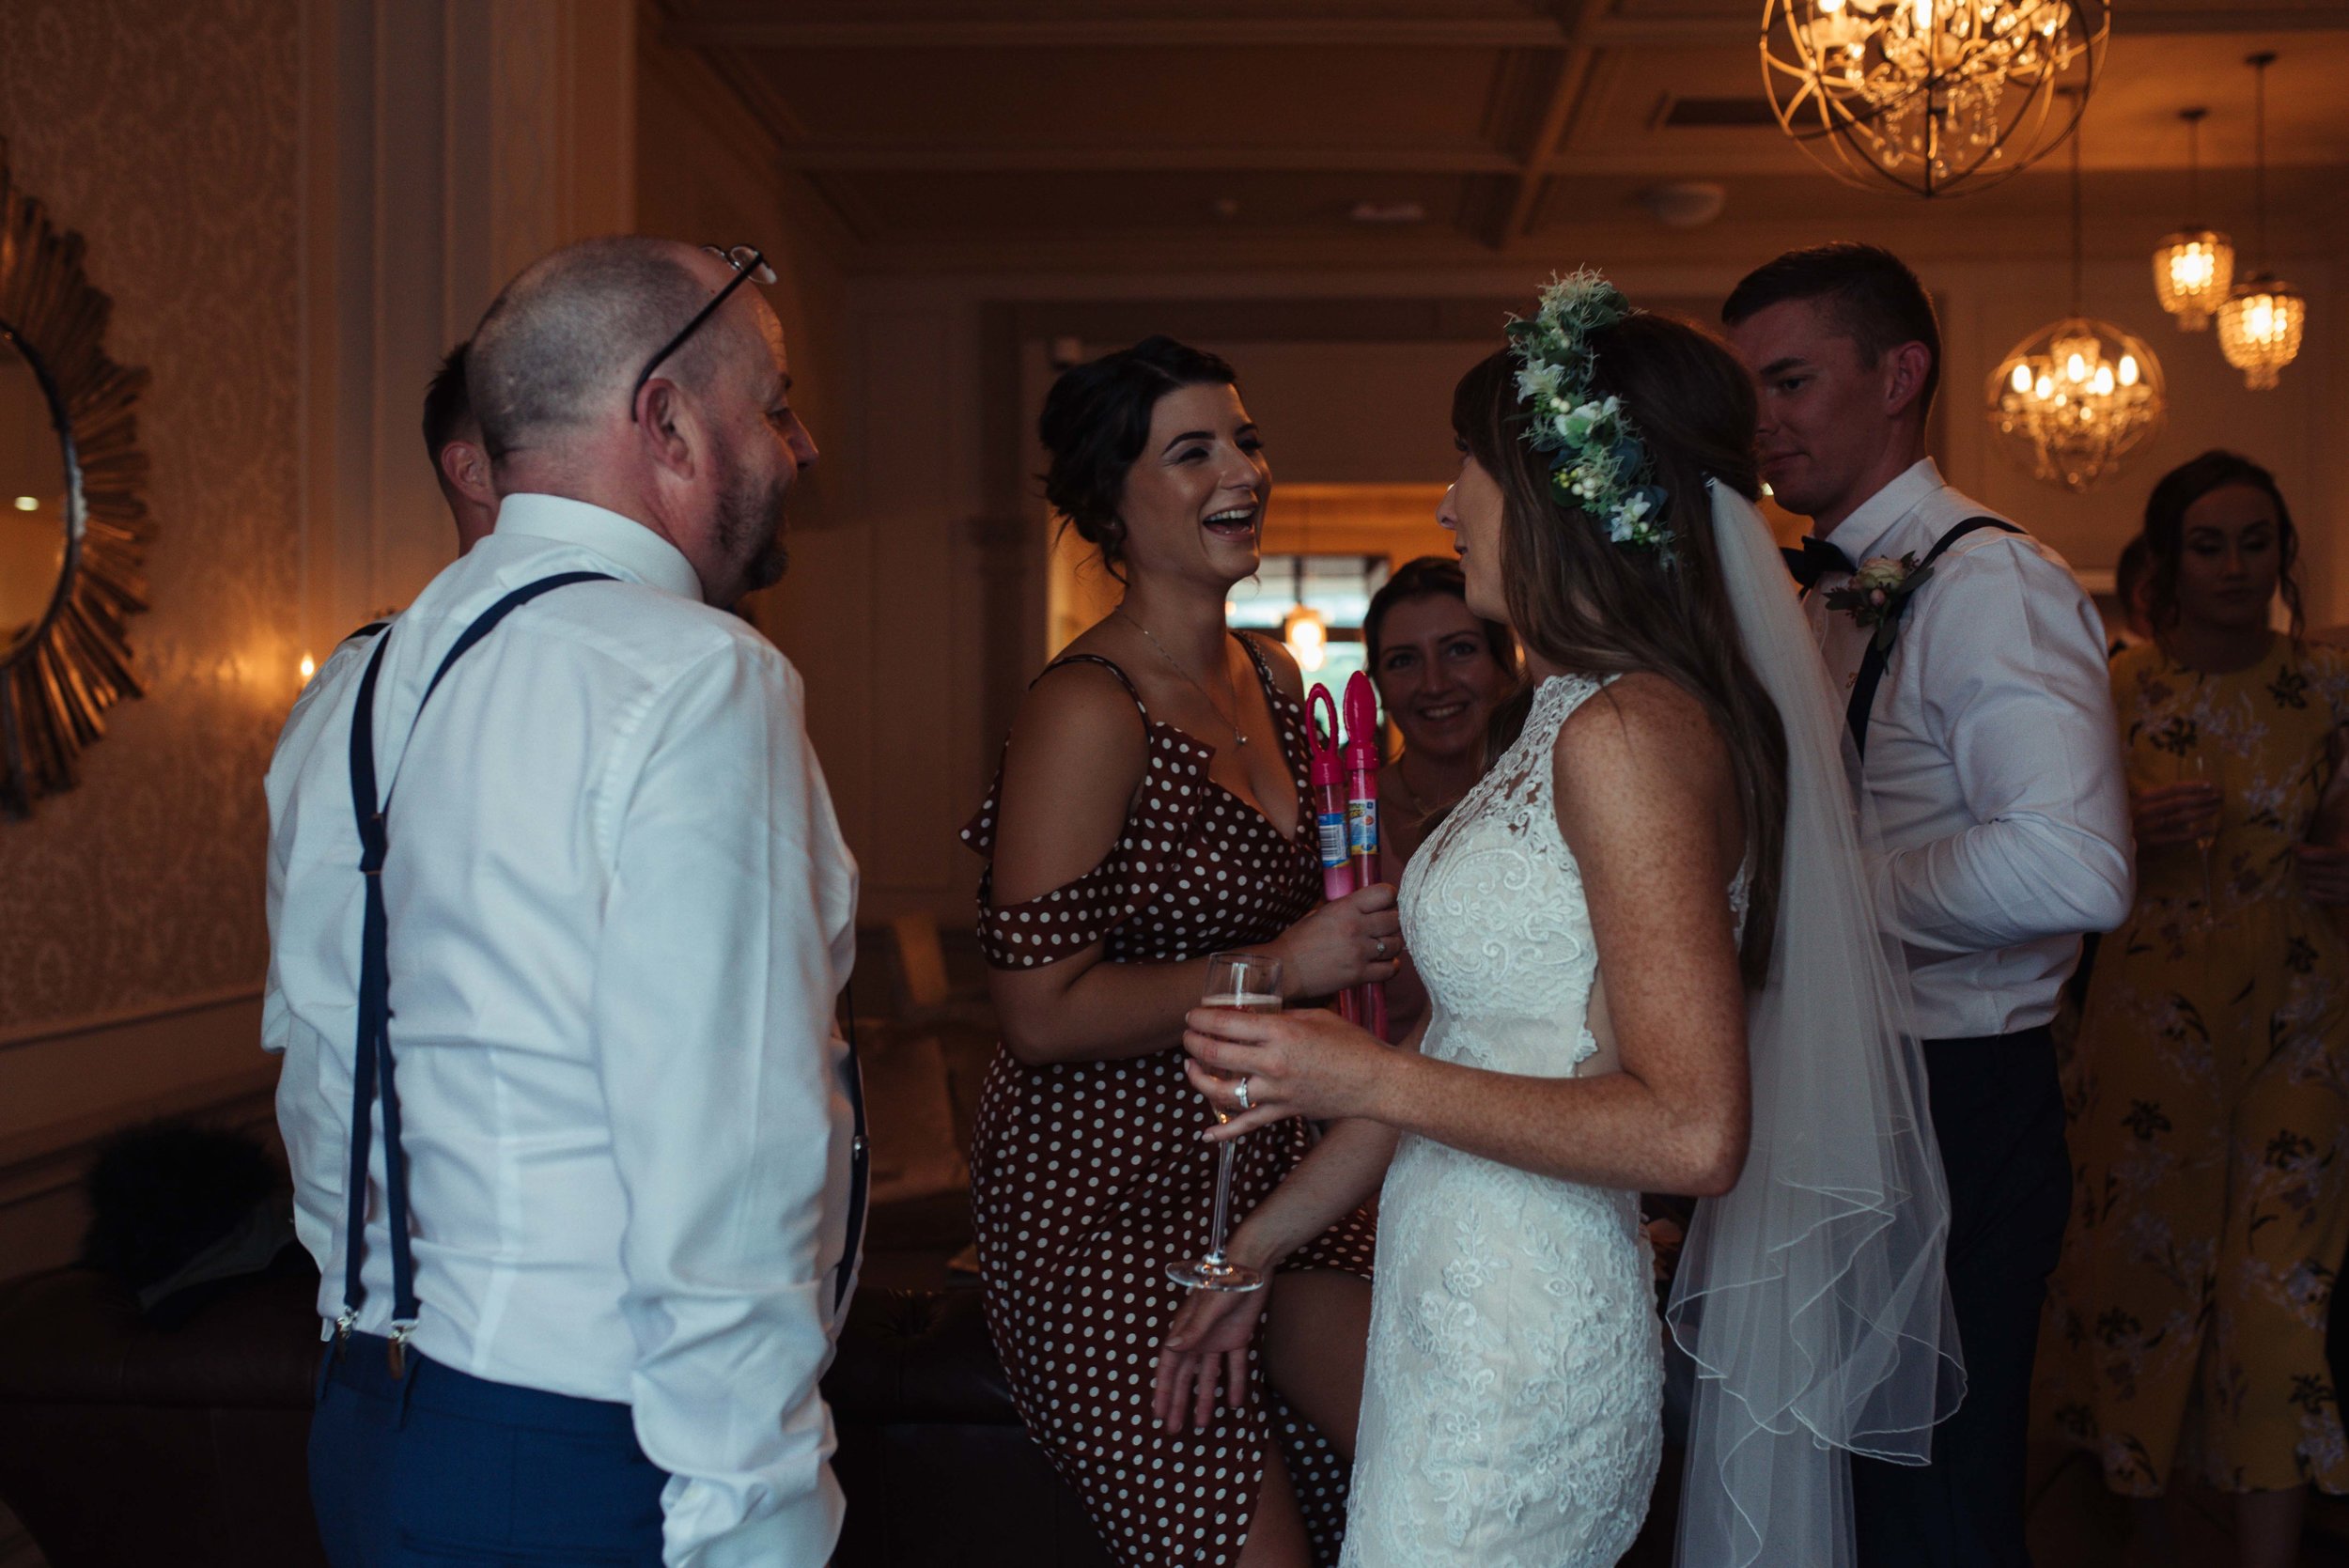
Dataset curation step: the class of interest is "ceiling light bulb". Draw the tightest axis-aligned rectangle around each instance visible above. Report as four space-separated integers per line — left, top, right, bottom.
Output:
1283 607 1329 673
1913 0 1933 30
2092 365 2115 395
2010 363 2032 394
2066 352 2087 381
299 652 316 682
10 496 35 512
2118 355 2139 386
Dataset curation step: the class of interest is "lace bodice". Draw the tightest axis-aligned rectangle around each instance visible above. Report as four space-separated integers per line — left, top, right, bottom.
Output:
1401 674 1610 1077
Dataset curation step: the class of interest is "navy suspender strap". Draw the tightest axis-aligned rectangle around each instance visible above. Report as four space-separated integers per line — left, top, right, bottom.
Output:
835 988 869 1316
337 571 613 1374
1845 517 2021 760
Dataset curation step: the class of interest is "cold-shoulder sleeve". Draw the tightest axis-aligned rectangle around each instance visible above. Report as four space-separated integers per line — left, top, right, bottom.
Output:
960 722 1216 970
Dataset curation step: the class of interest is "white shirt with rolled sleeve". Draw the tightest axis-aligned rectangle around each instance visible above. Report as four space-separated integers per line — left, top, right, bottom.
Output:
1809 458 2134 1039
264 492 861 1567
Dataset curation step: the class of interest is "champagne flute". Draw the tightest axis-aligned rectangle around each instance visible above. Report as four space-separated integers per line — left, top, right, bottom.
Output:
1169 952 1281 1294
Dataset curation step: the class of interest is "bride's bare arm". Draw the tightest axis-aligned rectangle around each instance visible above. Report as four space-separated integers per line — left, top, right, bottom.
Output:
1183 674 1751 1197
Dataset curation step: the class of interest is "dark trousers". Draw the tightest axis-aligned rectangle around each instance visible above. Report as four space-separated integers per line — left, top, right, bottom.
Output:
1853 1027 2073 1568
309 1331 669 1567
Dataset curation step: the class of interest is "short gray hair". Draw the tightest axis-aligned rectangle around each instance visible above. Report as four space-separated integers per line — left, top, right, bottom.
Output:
467 237 725 460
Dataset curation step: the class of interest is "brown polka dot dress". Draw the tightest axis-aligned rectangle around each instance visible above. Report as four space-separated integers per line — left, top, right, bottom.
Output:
961 641 1376 1568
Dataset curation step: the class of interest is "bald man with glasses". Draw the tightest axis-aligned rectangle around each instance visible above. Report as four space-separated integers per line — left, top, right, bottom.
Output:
267 236 861 1567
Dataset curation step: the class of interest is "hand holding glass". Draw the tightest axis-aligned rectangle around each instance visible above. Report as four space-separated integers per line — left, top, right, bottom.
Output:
1169 953 1281 1294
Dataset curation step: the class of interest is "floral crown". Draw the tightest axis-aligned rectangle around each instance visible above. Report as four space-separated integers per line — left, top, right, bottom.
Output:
1505 271 1672 554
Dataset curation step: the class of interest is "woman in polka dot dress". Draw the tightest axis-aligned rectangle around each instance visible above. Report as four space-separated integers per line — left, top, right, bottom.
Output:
963 336 1402 1568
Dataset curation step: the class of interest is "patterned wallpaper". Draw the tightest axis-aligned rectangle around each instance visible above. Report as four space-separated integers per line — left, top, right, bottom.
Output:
0 0 302 1032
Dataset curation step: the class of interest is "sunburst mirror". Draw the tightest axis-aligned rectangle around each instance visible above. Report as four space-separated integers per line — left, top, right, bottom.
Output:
0 136 151 818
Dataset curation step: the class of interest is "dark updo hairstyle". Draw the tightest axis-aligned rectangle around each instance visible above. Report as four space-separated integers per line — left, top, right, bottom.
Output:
2141 449 2302 638
1038 334 1239 579
1453 309 1787 985
1363 556 1520 677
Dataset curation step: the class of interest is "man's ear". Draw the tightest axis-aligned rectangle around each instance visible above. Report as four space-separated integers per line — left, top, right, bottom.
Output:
1882 340 1934 424
438 439 496 508
634 378 702 481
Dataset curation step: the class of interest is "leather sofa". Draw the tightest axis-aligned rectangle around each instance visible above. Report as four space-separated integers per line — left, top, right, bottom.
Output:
0 1260 1110 1568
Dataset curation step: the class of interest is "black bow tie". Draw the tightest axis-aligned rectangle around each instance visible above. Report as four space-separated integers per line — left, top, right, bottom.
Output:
1782 536 1855 590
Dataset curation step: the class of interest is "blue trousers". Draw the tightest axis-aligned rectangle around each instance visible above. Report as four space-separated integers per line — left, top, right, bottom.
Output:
309 1332 669 1566
1851 1028 2074 1568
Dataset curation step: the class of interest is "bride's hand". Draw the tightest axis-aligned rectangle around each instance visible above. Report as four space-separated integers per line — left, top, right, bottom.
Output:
1152 1281 1271 1434
1182 1006 1403 1136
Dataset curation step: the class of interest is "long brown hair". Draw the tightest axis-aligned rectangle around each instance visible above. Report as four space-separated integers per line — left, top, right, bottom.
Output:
1453 310 1787 985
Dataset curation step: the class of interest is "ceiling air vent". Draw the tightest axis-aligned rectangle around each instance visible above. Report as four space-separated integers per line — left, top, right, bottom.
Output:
1656 96 1778 130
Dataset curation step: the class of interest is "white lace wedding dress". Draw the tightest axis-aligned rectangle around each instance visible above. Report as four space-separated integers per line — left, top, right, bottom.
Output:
1344 674 1732 1567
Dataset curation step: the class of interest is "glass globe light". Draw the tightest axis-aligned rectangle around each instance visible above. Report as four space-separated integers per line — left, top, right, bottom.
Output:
1986 317 2167 492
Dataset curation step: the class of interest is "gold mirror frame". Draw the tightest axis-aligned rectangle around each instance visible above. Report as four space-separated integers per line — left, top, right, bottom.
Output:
0 136 151 818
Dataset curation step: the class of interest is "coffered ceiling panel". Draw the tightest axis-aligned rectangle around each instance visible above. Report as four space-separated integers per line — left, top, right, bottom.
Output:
734 46 1534 158
653 0 2349 273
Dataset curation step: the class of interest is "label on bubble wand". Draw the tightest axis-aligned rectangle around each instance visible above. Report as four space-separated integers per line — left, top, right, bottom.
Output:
1316 810 1348 869
1346 797 1378 857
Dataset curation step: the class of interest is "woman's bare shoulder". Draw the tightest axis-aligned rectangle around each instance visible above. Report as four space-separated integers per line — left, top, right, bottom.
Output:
1548 672 1735 845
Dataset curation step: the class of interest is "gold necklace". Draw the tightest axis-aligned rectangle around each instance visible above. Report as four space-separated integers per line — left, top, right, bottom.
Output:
1392 753 1434 816
1116 608 1250 746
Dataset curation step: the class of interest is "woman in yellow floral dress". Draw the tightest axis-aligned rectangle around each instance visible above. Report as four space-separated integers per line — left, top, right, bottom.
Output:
2047 450 2349 1568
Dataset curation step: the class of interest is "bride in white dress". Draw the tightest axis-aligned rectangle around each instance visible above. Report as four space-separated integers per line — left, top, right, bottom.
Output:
1156 279 1961 1568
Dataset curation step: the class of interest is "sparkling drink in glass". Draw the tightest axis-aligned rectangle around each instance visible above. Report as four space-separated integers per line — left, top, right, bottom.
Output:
1169 952 1282 1294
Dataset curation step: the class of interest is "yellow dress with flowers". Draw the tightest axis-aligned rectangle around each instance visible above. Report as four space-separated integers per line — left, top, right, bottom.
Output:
2045 635 2349 1495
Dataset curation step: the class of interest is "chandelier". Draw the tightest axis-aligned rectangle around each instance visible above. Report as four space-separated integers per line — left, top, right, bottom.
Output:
2214 52 2305 390
1987 123 2166 491
2150 108 2232 331
1761 0 2108 198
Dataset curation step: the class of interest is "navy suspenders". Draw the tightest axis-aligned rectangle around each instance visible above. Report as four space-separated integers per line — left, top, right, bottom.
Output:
334 571 867 1375
1842 517 2021 760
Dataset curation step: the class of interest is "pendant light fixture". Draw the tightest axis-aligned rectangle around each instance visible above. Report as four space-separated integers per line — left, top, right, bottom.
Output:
2215 52 2306 390
1760 0 2108 198
1988 110 2167 492
2151 109 2233 331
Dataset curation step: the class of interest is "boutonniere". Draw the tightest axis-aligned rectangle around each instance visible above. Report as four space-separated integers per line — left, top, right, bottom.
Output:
1825 553 1935 651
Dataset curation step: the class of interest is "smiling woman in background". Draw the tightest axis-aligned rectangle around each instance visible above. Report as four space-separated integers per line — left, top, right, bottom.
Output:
2045 449 2349 1568
1364 556 1520 870
1362 557 1519 1036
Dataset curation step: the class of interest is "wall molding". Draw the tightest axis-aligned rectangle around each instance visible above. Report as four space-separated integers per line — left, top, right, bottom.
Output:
0 984 264 1055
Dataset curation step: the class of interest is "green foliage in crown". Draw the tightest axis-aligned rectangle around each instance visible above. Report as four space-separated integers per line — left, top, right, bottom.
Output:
1504 271 1672 555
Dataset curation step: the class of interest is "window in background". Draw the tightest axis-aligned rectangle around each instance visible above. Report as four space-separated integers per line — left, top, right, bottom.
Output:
1228 553 1392 726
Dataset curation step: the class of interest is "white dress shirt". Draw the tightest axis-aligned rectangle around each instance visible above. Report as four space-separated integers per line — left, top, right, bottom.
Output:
265 493 861 1567
1807 458 2133 1038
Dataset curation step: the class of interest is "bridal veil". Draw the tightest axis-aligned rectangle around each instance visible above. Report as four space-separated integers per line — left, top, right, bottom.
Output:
1663 481 1967 1567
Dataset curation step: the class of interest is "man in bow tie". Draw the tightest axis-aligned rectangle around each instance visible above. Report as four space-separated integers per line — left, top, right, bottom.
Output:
1726 242 2132 1568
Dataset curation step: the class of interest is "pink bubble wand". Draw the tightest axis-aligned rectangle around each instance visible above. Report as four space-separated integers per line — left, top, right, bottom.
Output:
1341 673 1391 1039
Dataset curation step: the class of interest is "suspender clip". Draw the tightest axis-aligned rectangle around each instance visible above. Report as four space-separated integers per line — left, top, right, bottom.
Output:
333 1310 355 1358
386 1321 415 1379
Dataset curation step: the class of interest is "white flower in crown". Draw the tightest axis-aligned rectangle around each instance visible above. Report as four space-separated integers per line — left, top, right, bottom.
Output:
1517 361 1565 405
